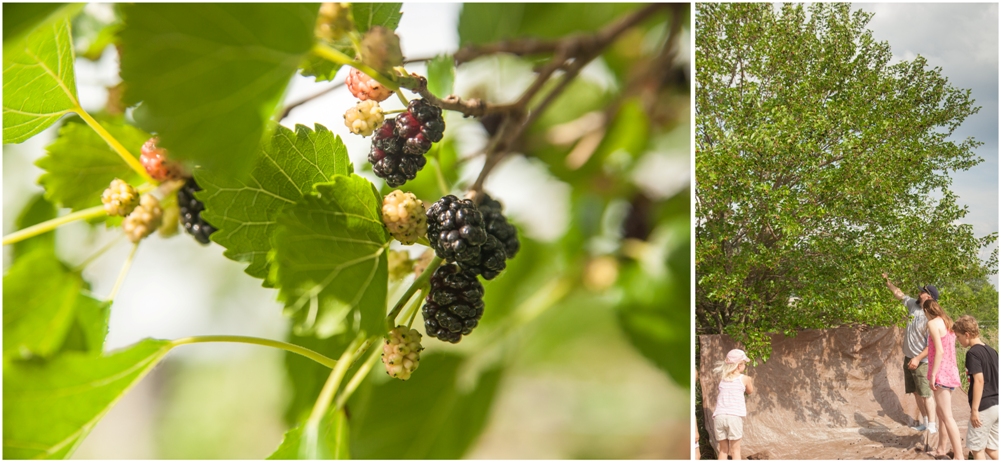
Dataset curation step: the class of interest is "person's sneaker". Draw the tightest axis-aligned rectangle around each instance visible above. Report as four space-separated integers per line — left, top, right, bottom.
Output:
927 422 938 434
910 422 927 432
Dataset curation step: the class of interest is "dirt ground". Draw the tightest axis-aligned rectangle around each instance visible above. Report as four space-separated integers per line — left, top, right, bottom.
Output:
699 326 972 460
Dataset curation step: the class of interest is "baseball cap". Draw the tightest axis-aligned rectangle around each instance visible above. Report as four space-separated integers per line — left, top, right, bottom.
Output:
920 285 939 301
725 349 750 364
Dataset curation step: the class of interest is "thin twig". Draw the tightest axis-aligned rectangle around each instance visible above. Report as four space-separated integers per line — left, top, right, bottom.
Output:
464 4 669 197
280 81 345 120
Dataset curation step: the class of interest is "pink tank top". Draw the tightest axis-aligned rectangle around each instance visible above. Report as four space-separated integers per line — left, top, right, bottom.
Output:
713 374 747 417
927 330 962 388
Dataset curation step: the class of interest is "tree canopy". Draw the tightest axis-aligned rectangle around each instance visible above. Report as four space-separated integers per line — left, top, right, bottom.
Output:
695 3 996 360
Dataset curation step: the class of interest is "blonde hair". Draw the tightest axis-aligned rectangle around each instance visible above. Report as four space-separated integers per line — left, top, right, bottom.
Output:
922 299 954 332
953 315 980 338
713 360 741 381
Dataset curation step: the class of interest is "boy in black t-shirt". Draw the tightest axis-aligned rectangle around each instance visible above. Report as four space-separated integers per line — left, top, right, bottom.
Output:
955 315 999 460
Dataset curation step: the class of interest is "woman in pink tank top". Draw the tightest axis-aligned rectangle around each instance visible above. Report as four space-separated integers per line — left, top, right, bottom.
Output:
923 299 962 459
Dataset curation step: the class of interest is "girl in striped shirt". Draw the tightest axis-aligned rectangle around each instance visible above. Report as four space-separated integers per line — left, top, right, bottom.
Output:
713 349 755 460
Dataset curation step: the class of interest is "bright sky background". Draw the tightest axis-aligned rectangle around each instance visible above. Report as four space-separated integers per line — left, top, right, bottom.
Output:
855 3 999 286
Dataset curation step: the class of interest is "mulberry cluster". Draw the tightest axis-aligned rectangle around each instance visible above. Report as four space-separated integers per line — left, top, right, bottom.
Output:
346 68 393 102
140 137 185 182
382 326 423 380
422 264 485 343
177 178 217 245
381 190 427 245
122 195 162 243
368 99 445 187
102 178 139 217
425 195 487 266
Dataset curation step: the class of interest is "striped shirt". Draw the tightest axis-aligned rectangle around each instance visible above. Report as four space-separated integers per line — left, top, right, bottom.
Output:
713 374 747 417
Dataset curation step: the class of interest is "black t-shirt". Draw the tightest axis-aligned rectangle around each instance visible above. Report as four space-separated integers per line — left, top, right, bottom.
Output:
965 343 999 411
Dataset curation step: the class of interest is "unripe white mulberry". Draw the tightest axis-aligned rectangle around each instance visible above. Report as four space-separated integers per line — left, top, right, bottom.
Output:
382 326 423 380
381 190 427 245
122 194 163 243
343 100 385 137
345 68 393 102
102 178 139 216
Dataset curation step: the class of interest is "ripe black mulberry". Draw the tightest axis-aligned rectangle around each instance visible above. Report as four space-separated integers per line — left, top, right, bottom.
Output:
177 178 217 245
422 263 485 343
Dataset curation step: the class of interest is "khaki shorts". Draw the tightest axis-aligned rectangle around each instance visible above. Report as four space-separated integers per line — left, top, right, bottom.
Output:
714 414 744 441
904 357 932 398
967 405 999 452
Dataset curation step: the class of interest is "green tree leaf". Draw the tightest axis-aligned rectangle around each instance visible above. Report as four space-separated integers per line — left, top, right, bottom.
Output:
426 54 455 99
3 339 172 459
3 249 82 359
36 117 148 212
271 175 390 338
617 234 690 386
695 3 994 360
3 4 68 44
458 3 639 46
198 124 350 285
268 408 350 460
348 353 503 459
351 3 402 33
12 193 58 261
57 295 111 356
3 13 80 144
118 4 318 179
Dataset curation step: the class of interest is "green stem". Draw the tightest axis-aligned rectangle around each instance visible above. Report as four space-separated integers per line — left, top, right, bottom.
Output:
396 90 410 106
3 184 156 247
403 288 425 329
3 205 106 246
386 256 442 329
312 43 399 91
73 234 126 272
108 242 139 301
303 336 365 458
334 345 382 411
385 109 407 114
76 107 156 184
170 335 339 369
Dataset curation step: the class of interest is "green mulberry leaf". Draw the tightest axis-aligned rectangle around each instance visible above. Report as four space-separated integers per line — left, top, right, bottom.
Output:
426 54 455 99
197 124 350 285
268 408 350 460
348 353 503 459
36 117 148 212
12 193 58 261
3 339 172 459
57 294 112 356
3 249 82 359
351 3 403 33
3 11 81 144
118 4 318 179
271 175 390 338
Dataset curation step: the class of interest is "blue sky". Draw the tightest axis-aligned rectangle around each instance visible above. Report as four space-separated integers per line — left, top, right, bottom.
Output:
857 3 999 285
